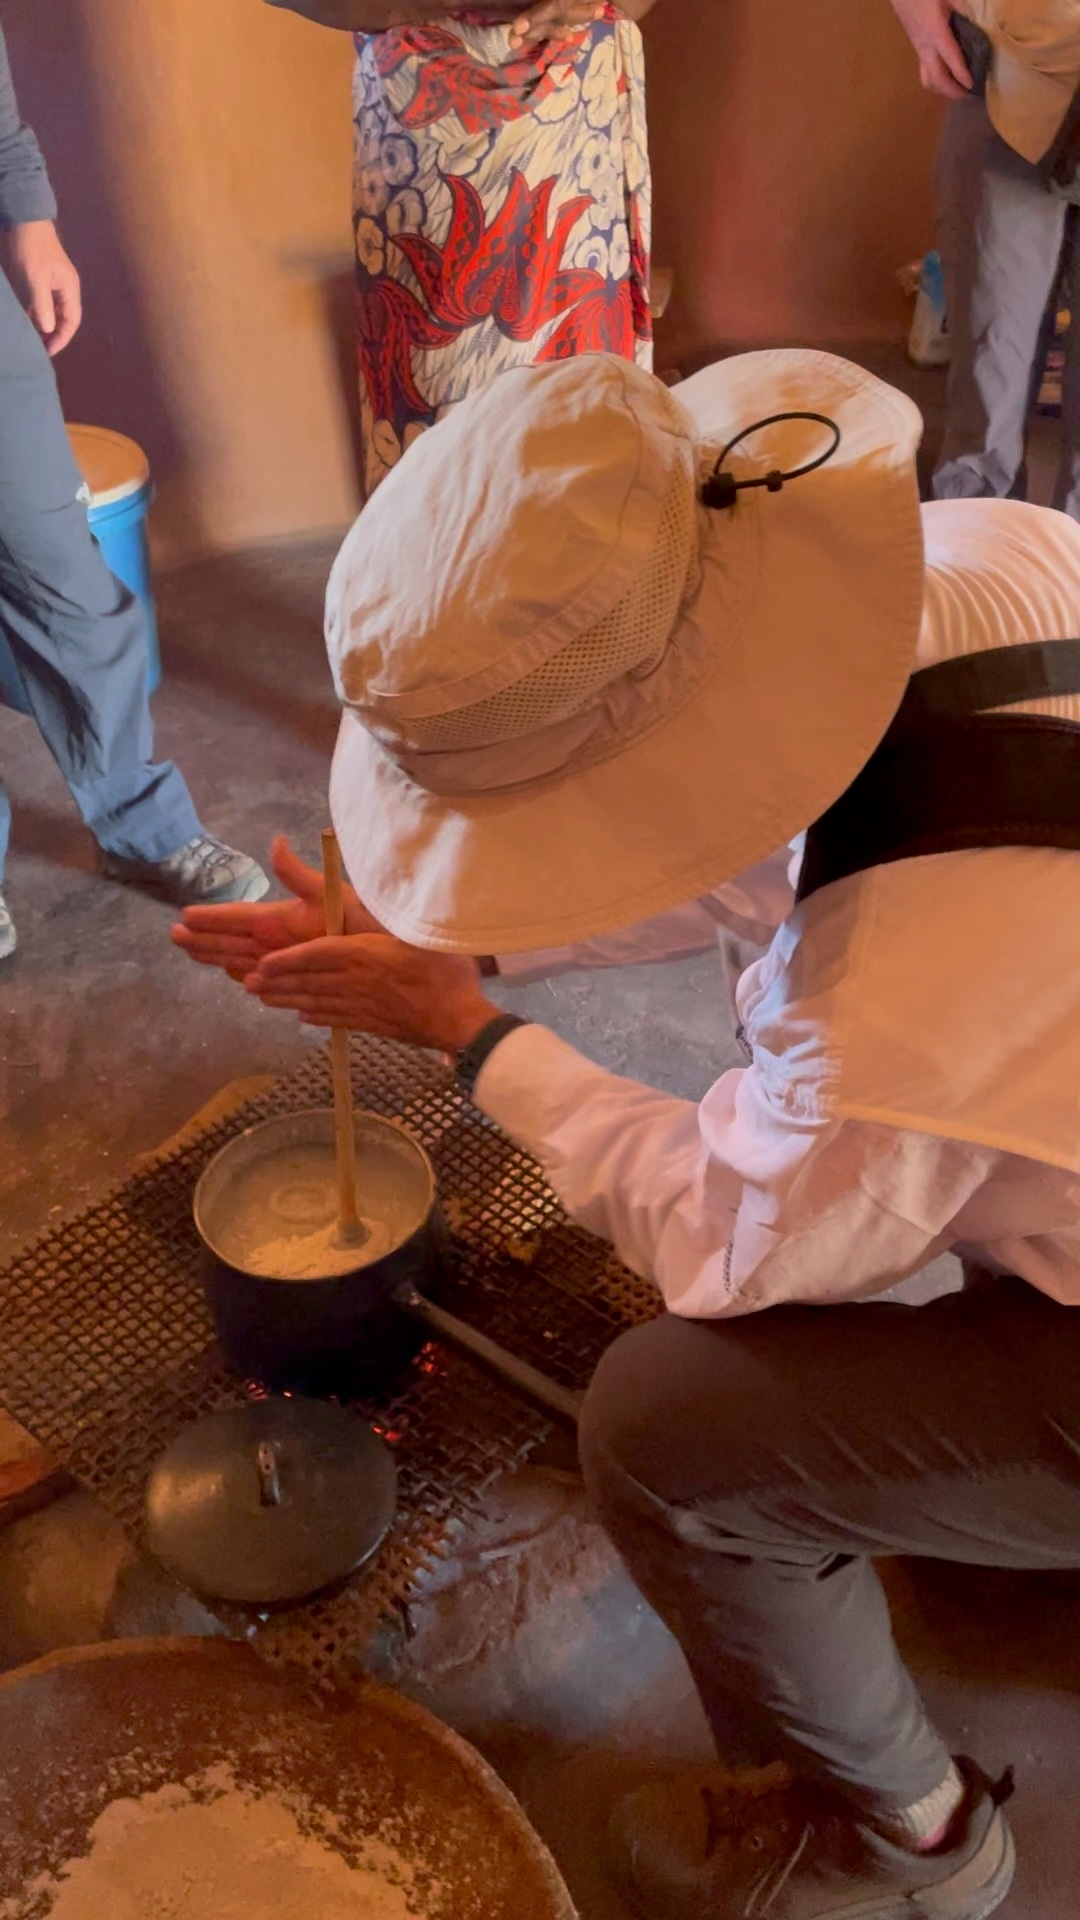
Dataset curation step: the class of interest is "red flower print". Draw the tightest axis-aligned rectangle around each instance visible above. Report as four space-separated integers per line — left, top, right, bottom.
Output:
374 25 584 137
393 170 601 338
355 157 647 448
355 273 452 432
538 281 637 362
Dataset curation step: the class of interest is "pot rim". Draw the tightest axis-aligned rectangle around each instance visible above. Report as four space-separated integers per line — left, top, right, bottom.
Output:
193 1106 437 1284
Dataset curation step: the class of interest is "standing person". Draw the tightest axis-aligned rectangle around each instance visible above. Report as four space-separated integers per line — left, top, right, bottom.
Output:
178 350 1080 1917
0 26 267 963
267 0 654 495
891 0 1080 514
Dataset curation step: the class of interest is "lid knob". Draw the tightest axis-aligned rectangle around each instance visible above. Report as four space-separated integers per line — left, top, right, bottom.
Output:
256 1440 283 1508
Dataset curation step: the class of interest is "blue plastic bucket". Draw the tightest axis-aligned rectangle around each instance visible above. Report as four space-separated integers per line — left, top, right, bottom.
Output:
89 480 161 693
0 426 160 716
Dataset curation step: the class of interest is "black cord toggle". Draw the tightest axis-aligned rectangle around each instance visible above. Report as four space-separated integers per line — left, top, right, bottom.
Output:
700 411 842 512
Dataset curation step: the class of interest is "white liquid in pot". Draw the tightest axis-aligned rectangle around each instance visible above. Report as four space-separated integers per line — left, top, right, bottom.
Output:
214 1145 412 1280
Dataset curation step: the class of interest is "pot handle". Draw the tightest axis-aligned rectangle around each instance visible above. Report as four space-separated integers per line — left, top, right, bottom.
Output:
256 1441 283 1507
396 1288 582 1426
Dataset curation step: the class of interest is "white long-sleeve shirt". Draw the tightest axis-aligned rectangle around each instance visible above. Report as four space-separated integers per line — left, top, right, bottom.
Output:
476 897 1080 1318
473 502 1080 1319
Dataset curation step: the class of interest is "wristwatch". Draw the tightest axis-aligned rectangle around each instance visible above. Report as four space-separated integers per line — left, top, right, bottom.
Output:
454 1013 531 1097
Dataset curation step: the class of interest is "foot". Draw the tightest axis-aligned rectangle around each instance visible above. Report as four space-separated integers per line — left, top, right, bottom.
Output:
0 888 15 961
101 834 269 908
610 1757 1015 1920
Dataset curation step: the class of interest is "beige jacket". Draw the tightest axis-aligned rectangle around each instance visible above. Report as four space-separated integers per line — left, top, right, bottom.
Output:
958 0 1080 160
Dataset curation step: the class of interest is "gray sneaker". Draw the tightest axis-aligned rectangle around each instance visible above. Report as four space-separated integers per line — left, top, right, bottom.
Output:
0 888 15 962
102 834 269 907
609 1757 1015 1920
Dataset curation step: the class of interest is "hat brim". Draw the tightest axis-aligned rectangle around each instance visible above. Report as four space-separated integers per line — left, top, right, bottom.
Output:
331 350 925 955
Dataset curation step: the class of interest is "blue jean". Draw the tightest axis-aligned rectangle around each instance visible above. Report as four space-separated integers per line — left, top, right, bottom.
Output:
0 269 198 881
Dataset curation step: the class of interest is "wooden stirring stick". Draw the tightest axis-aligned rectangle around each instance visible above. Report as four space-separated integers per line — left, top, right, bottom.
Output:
321 828 366 1247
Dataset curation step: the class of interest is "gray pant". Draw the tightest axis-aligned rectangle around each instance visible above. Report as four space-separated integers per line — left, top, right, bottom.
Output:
934 95 1080 516
579 1275 1080 1819
0 268 198 882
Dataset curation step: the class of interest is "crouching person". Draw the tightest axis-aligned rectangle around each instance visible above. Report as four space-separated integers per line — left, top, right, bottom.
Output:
176 350 1080 1918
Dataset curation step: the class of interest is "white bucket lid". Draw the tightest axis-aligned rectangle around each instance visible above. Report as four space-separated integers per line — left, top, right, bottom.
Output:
67 424 150 508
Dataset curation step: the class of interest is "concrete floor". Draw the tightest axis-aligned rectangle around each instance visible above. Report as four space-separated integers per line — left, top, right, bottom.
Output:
0 355 1077 1915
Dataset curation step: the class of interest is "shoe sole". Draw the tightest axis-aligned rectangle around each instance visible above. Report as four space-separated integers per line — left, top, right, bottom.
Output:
785 1818 1017 1920
612 1814 1015 1920
910 1815 1016 1920
103 866 270 908
194 869 271 906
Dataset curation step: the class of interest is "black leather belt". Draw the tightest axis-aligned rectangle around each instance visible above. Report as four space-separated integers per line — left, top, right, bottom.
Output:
797 641 1080 904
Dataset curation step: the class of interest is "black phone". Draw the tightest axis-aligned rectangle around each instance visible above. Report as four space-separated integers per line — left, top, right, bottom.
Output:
949 11 993 97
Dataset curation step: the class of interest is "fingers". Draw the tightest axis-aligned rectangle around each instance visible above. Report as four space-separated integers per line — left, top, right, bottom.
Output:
920 47 970 98
510 1 600 45
172 926 260 966
172 923 252 953
919 6 971 98
178 900 262 933
47 271 83 356
270 834 324 903
246 972 356 999
251 935 361 982
245 971 359 1005
173 942 227 970
255 992 360 1017
245 934 390 1024
28 282 56 345
936 16 972 91
171 924 212 960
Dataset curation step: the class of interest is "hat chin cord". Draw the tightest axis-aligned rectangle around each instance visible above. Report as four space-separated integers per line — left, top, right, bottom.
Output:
700 412 842 511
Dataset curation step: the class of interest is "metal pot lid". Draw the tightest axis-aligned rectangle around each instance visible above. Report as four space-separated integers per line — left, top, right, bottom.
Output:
145 1398 397 1606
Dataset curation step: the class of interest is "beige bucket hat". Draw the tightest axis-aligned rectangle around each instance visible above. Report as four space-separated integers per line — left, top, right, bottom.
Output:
961 0 1080 164
326 351 924 955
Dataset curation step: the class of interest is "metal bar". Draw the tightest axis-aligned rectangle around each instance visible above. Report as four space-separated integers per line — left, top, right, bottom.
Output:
398 1289 583 1426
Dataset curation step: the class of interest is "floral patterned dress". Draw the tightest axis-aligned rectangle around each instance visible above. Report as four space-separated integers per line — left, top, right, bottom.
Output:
352 8 652 494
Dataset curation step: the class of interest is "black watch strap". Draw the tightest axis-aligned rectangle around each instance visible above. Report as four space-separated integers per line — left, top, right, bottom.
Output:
455 1013 531 1097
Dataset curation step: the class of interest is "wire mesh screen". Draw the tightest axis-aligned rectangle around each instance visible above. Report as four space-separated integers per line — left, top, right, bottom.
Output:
0 1037 658 1677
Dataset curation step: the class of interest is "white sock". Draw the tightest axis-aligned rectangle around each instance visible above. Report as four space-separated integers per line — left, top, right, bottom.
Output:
872 1762 966 1850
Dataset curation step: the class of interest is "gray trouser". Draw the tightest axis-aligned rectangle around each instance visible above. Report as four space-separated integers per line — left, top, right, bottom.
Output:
579 1275 1080 1820
934 96 1080 515
0 268 198 881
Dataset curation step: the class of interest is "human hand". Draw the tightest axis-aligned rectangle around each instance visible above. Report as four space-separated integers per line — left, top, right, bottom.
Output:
5 221 83 355
509 0 603 48
889 0 972 99
247 930 497 1052
171 835 382 982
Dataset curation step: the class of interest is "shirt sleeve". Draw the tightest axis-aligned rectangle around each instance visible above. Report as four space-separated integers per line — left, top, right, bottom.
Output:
495 850 796 987
0 29 57 230
475 1024 1003 1316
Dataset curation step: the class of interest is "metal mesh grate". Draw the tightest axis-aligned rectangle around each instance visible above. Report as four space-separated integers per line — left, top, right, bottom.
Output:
0 1037 659 1678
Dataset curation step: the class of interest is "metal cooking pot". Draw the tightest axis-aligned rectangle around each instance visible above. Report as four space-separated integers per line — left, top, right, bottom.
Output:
195 1109 580 1421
